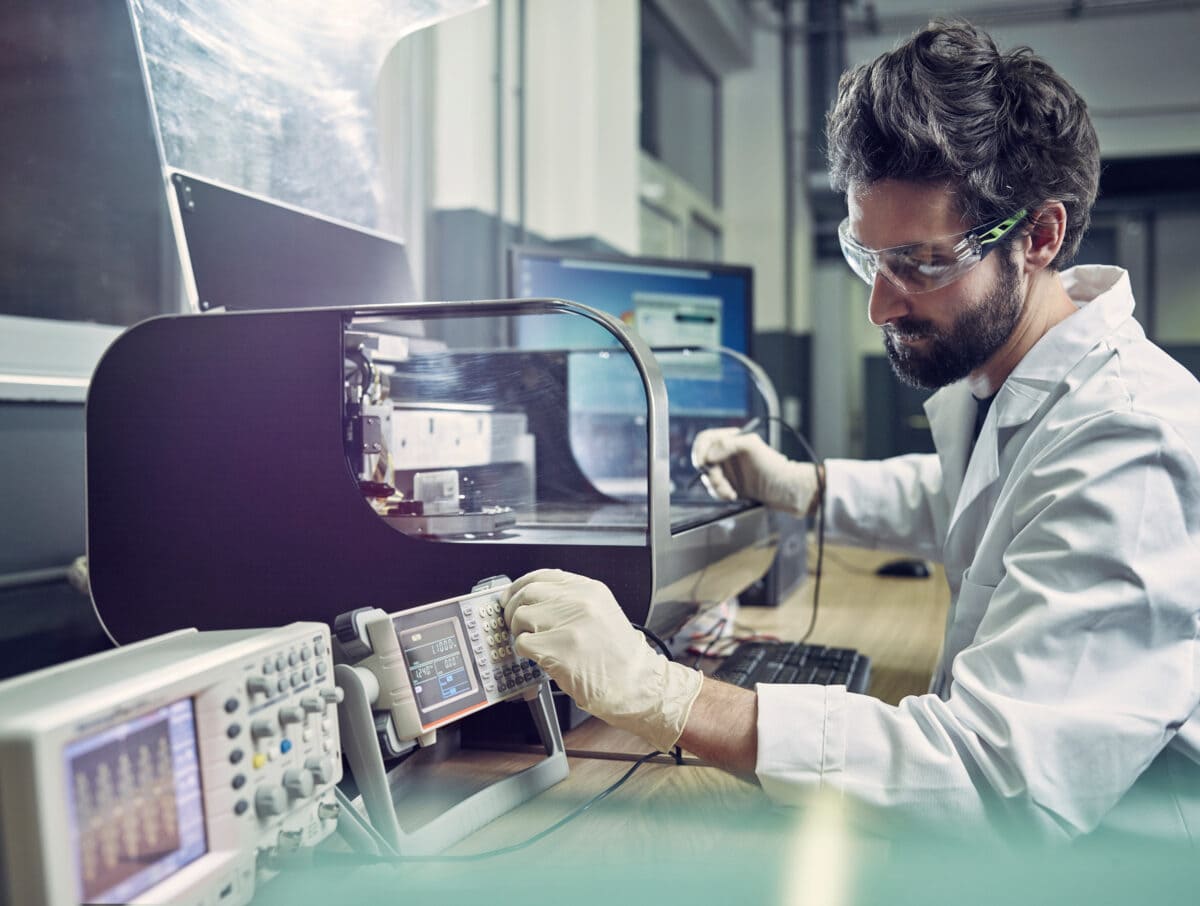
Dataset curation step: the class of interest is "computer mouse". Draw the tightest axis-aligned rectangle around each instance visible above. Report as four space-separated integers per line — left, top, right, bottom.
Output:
875 558 932 579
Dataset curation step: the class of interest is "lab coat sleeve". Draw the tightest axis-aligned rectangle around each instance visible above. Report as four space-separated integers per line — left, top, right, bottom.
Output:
757 413 1200 840
822 453 948 560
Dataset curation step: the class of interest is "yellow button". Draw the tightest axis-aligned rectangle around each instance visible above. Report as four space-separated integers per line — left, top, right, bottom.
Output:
252 753 268 770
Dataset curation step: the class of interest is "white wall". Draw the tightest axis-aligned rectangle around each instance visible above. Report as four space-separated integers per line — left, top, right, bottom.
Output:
429 4 498 213
427 0 639 252
721 25 790 333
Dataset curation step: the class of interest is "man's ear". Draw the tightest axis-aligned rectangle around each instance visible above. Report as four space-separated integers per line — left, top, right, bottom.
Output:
1022 201 1067 273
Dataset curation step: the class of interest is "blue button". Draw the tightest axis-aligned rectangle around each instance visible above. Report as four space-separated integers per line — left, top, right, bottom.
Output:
280 739 293 754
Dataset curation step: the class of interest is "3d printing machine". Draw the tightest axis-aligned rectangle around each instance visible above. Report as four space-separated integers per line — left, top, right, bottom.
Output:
86 282 781 644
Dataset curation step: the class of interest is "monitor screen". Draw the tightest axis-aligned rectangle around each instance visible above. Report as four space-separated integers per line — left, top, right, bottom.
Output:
63 698 207 905
508 248 755 419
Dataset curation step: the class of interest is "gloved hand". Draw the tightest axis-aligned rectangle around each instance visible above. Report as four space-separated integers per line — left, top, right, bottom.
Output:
691 427 819 515
502 569 703 752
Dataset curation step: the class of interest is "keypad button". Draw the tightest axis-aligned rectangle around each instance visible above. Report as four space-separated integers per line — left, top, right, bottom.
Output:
316 662 327 677
275 655 286 672
224 697 239 713
232 773 246 790
288 651 299 667
230 749 244 765
226 724 241 739
234 799 249 816
315 638 326 656
280 739 293 754
263 660 275 674
301 647 311 662
277 678 288 694
291 673 302 688
303 667 313 682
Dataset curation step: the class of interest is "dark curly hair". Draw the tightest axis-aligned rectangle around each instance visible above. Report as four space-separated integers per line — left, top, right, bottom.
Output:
826 19 1100 269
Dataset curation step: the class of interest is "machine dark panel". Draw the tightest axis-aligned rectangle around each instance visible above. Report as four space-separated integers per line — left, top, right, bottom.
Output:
86 309 653 643
170 173 416 312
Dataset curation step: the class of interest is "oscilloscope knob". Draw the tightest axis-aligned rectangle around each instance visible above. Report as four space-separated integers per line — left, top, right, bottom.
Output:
255 785 288 818
282 768 315 800
304 756 336 785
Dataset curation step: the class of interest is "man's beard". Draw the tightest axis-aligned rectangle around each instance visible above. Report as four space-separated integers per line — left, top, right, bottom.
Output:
882 256 1023 390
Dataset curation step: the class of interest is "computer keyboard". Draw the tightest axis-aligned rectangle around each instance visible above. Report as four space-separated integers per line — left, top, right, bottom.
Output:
712 640 872 695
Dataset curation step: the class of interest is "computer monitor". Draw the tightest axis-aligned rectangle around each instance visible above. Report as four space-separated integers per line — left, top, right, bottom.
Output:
508 246 760 495
507 247 755 419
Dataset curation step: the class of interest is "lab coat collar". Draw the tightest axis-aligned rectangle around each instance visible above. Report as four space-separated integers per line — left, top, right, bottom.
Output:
926 266 1137 545
1003 265 1137 395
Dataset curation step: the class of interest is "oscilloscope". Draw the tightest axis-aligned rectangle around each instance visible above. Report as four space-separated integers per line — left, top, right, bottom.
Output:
0 622 342 906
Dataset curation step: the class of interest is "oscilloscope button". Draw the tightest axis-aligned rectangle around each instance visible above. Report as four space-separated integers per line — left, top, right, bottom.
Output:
234 799 249 816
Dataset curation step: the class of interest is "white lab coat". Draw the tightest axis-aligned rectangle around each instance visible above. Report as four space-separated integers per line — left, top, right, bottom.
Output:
755 266 1200 843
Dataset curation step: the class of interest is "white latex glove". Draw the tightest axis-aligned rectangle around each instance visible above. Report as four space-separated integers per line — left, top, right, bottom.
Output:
691 427 819 515
502 569 703 752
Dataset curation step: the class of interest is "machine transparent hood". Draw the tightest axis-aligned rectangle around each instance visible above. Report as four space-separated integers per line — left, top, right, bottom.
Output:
345 302 773 546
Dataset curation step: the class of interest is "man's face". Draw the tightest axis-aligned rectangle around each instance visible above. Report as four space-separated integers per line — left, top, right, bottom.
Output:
847 180 1025 390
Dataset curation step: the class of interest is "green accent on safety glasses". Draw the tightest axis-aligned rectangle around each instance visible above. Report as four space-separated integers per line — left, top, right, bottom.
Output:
975 209 1028 248
837 208 1030 295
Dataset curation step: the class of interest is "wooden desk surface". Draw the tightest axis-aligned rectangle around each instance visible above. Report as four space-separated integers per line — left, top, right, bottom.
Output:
736 544 951 706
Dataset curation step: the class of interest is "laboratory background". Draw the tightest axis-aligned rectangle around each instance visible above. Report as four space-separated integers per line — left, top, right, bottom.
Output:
1 1 1198 904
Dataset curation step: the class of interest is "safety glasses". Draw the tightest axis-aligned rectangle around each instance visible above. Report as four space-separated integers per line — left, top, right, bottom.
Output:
838 209 1028 294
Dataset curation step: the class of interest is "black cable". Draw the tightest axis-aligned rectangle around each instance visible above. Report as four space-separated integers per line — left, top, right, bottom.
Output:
759 415 826 644
300 751 660 867
689 616 727 669
630 623 672 661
